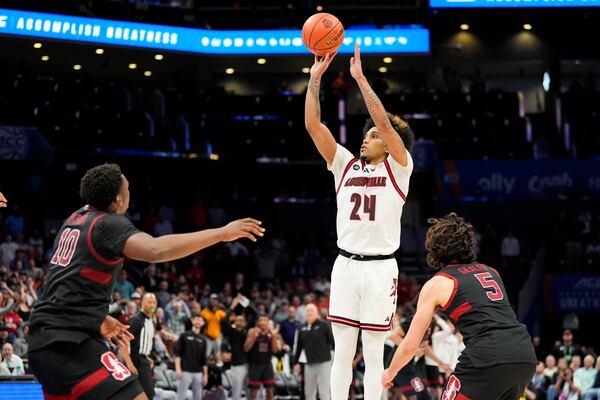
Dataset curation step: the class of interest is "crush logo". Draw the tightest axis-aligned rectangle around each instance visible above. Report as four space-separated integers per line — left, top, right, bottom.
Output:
442 375 461 400
101 352 131 381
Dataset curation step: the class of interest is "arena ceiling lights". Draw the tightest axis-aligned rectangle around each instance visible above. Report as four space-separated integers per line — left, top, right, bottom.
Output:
0 8 430 55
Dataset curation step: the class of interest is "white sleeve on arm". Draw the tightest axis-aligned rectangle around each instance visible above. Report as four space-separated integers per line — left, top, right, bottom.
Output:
327 144 355 187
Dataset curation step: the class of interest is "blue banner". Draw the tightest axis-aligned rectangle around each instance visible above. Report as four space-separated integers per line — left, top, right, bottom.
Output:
437 159 600 199
431 0 600 7
545 275 600 314
0 8 429 54
0 125 52 161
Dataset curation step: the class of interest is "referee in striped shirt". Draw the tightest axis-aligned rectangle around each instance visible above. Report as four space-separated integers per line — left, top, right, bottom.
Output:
129 292 157 399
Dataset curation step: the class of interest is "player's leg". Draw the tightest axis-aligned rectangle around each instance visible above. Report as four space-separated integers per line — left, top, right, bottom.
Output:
362 329 388 400
191 372 203 400
106 382 149 400
497 363 536 400
330 323 360 400
328 256 361 400
249 387 260 400
30 339 144 400
176 372 192 400
359 259 399 400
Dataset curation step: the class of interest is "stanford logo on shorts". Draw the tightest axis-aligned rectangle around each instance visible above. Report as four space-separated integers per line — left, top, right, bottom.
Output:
101 352 131 381
443 375 462 400
411 377 425 392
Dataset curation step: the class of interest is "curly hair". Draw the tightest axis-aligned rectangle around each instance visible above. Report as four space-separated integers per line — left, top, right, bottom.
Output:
425 213 477 269
362 112 415 152
79 163 123 211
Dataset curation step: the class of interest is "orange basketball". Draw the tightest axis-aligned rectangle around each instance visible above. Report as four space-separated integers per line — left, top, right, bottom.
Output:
302 13 344 57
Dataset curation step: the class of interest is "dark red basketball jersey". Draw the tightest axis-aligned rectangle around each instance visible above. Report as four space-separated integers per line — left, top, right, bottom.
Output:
435 263 536 368
28 206 138 351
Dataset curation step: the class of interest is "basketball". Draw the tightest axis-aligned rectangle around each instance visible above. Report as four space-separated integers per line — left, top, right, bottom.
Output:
302 13 345 56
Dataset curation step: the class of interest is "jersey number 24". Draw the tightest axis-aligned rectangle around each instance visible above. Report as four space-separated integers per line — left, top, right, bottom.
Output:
349 194 376 221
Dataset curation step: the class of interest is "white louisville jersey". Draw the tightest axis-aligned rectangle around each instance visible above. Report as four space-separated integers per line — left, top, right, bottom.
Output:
328 144 413 255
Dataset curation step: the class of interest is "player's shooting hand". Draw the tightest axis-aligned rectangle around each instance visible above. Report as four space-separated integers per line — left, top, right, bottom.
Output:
0 192 6 208
220 218 265 243
381 368 394 388
349 42 364 80
310 52 336 78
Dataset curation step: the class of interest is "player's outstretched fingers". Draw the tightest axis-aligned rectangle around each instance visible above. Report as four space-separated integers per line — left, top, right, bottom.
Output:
121 329 134 341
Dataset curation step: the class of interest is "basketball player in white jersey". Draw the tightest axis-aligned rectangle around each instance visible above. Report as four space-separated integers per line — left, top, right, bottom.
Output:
304 43 415 400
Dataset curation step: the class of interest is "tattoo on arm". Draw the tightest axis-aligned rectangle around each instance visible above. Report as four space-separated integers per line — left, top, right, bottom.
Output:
308 76 321 120
359 80 393 130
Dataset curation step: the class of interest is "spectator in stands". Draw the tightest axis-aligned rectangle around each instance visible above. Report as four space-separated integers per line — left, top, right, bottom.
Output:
189 200 207 229
0 352 9 375
544 355 558 381
1 304 21 340
0 234 19 266
166 297 192 336
548 363 578 400
0 343 24 375
501 230 520 260
554 329 582 363
141 263 158 292
279 305 299 349
118 300 138 325
533 336 548 362
0 285 15 317
296 294 314 325
293 304 334 400
202 293 226 359
233 272 248 297
12 323 28 357
156 280 171 308
0 325 11 346
244 315 282 400
222 294 252 400
175 314 208 400
114 269 135 299
4 207 25 238
204 355 226 400
526 361 551 400
571 355 582 371
154 214 174 236
574 355 599 399
186 258 205 293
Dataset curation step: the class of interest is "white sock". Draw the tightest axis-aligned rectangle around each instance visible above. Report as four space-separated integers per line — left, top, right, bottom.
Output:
330 323 360 400
361 329 388 400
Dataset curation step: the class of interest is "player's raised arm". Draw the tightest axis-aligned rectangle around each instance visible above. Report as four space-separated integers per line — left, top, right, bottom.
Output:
350 43 409 167
123 218 265 263
305 53 338 165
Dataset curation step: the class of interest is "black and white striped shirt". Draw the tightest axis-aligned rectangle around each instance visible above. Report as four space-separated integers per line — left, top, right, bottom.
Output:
130 311 155 365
